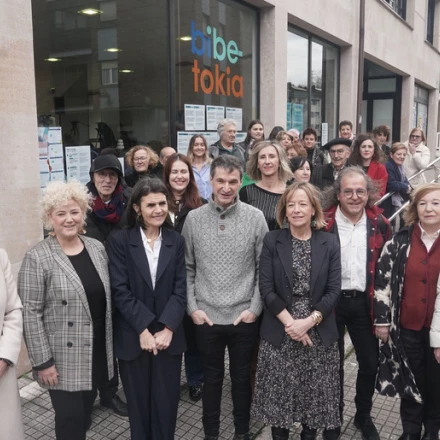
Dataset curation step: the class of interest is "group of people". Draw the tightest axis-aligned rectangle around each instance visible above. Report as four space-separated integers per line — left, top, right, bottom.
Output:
1 116 439 440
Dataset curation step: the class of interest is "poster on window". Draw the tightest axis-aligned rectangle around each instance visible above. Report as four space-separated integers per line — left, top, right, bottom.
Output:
225 107 243 131
206 106 225 130
184 104 206 131
38 126 65 191
291 104 304 133
286 103 293 130
65 146 91 185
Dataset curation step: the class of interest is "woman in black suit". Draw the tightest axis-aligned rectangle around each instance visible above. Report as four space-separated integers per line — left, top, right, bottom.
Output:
106 178 187 440
251 182 342 440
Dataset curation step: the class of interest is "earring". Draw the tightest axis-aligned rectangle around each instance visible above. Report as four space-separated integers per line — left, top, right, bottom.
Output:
79 227 86 235
311 215 317 228
48 231 56 237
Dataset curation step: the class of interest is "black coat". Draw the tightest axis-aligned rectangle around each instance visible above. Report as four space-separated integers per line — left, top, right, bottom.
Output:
311 163 337 190
259 228 341 348
106 227 187 361
382 159 410 219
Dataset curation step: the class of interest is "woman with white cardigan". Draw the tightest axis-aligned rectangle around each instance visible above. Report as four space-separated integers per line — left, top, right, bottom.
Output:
403 128 430 188
0 248 25 440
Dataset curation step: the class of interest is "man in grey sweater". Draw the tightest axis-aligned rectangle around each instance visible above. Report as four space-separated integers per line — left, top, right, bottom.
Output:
182 155 268 440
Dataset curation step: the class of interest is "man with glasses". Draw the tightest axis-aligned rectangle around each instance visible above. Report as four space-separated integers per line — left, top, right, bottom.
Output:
311 138 352 190
322 167 391 440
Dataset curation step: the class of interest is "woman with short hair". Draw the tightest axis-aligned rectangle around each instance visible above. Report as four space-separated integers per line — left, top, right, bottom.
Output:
373 125 391 157
125 145 160 187
252 182 341 440
18 181 114 440
375 183 440 440
239 141 292 231
290 157 311 183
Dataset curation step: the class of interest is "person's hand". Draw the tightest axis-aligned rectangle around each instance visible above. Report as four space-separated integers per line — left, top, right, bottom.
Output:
140 328 158 355
298 333 313 347
409 143 416 155
407 185 412 194
233 310 257 326
38 365 59 386
375 326 390 343
285 317 314 340
434 348 440 364
154 328 173 351
191 310 213 326
0 360 8 379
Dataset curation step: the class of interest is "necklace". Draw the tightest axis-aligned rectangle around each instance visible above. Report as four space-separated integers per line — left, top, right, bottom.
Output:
144 231 159 243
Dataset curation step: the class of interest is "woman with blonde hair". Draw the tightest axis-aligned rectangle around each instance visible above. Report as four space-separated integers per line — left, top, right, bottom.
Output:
375 183 440 440
125 144 160 187
18 181 114 440
239 141 292 231
403 128 430 188
187 134 212 200
252 182 341 440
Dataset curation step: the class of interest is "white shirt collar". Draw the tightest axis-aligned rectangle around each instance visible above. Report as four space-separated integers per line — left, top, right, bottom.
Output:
418 222 440 240
335 205 367 226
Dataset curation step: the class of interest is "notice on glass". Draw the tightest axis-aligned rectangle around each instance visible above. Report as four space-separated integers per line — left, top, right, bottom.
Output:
65 146 91 185
48 127 62 144
184 104 205 131
321 123 328 146
177 132 194 155
204 132 219 147
225 107 242 131
235 132 247 143
206 106 225 131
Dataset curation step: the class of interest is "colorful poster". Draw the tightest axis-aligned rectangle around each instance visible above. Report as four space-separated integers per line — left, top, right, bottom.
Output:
206 106 225 130
65 146 91 185
286 103 292 131
38 126 65 191
184 104 206 131
291 104 304 133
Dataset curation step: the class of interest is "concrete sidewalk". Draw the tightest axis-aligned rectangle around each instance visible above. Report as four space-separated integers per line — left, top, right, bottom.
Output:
20 350 402 440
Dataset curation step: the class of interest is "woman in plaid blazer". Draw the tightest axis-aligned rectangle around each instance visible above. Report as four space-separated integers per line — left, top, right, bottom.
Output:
18 181 114 440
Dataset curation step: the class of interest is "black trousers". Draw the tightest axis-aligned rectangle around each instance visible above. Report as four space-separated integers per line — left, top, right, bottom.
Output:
183 314 204 386
48 389 97 440
119 350 182 440
400 327 440 435
336 294 379 420
195 321 258 437
97 357 119 401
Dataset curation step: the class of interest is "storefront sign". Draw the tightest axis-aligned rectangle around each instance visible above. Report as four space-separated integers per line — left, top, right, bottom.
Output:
191 21 244 98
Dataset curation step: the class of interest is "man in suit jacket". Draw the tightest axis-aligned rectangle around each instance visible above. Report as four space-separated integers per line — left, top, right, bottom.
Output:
323 167 391 440
311 138 351 190
182 155 268 440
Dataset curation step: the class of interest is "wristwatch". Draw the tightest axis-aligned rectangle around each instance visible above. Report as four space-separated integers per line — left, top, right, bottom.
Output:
0 358 13 367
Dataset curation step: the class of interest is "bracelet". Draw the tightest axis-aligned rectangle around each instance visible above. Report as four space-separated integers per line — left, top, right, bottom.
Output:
310 311 323 326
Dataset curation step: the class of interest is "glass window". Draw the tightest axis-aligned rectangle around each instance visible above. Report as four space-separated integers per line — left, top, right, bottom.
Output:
427 0 435 44
33 0 170 156
383 0 407 19
287 28 339 143
413 84 429 133
174 0 258 145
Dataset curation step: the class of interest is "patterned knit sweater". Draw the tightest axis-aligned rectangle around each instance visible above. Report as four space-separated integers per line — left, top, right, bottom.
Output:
181 197 268 325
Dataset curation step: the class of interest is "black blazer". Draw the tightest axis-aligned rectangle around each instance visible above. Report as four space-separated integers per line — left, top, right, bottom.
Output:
259 228 341 348
382 159 411 219
106 226 187 361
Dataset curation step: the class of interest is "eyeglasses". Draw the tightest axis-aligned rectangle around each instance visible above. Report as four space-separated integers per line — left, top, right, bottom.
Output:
329 149 346 155
134 156 148 162
96 170 118 180
341 189 368 198
410 135 421 139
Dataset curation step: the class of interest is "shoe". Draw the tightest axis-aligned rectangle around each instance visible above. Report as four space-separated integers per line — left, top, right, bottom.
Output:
100 394 129 417
233 434 250 440
300 425 318 440
422 433 439 440
398 434 421 440
271 426 290 439
323 427 341 440
189 384 203 401
354 416 380 440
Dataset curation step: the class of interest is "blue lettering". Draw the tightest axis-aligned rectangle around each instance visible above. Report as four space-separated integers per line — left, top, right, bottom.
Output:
191 21 205 56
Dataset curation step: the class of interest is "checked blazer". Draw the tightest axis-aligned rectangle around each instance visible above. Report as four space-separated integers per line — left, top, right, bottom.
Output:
18 236 114 392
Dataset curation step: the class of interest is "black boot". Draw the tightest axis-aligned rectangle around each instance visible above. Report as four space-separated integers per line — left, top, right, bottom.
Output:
271 426 290 440
300 425 317 440
323 427 341 440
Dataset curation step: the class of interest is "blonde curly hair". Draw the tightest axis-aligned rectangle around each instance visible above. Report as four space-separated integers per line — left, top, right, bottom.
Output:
40 180 93 230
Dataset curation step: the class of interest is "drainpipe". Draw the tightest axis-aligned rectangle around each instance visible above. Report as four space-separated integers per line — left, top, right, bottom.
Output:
356 0 365 136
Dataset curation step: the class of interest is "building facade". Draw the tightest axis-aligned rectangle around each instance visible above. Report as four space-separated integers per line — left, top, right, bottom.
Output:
2 0 440 308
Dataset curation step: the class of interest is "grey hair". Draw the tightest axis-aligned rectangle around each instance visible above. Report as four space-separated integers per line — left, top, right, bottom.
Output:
320 166 380 211
210 155 243 180
217 118 237 137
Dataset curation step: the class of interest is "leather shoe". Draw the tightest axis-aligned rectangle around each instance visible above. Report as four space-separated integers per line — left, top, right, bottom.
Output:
100 394 129 417
422 433 439 440
301 425 318 440
354 416 380 440
189 384 203 401
323 427 341 440
398 434 421 440
271 426 290 439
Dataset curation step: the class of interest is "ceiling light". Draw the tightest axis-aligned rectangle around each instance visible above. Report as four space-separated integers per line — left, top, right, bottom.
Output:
119 69 134 73
105 48 122 53
178 36 192 42
78 8 103 16
45 58 61 62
